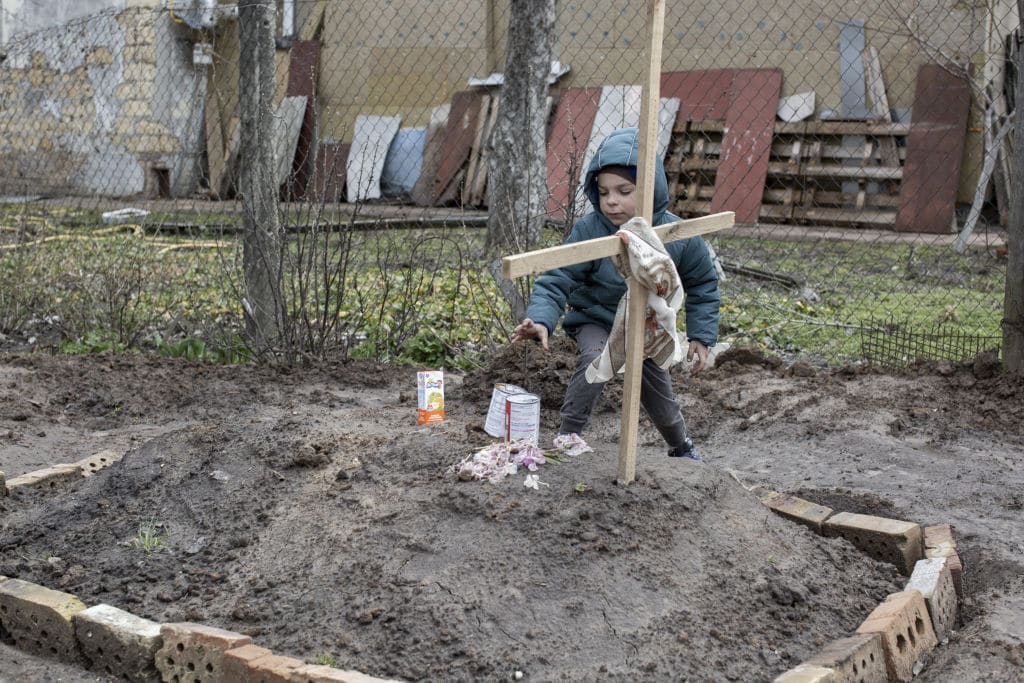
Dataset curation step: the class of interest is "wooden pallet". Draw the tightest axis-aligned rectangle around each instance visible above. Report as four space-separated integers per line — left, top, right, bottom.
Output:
667 119 909 227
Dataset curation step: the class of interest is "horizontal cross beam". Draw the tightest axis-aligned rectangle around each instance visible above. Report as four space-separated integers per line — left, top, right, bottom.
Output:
502 211 735 280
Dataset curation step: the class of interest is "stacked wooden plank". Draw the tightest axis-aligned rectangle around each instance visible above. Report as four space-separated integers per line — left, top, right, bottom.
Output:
666 64 970 232
667 119 909 226
461 93 500 208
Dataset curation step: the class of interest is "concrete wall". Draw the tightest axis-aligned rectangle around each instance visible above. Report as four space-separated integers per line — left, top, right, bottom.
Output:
0 5 204 197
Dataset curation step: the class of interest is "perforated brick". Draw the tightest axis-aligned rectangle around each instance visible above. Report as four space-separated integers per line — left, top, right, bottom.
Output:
290 664 405 683
906 557 958 642
856 590 938 682
824 512 924 574
156 622 252 682
74 603 162 681
6 463 82 492
804 632 887 683
772 664 835 682
760 492 834 532
0 578 87 665
77 448 123 477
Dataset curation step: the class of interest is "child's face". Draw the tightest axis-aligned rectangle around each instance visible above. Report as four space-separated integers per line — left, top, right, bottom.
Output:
596 170 637 227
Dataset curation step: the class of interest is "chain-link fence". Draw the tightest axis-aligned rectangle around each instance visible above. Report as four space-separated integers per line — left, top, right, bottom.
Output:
0 0 1016 367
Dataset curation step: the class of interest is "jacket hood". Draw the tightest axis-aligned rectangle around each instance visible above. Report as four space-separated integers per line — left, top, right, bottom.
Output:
583 127 670 223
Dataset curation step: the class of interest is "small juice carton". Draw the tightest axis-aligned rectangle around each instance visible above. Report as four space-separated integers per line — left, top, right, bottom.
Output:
416 370 445 425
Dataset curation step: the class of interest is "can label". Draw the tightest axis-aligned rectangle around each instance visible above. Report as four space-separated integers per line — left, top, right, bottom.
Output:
505 393 540 444
417 370 445 425
484 383 527 437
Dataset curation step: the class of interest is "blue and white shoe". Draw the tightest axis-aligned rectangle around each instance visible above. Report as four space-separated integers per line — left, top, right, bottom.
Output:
668 439 703 462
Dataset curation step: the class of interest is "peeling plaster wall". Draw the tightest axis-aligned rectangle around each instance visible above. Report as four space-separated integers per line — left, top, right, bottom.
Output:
2 0 128 43
0 5 205 198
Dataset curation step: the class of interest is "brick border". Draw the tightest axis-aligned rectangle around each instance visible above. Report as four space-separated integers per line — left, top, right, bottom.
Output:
3 459 965 681
1 455 401 681
760 488 966 682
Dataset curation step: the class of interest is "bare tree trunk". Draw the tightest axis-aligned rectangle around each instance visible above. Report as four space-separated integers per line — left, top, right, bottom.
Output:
486 0 555 255
1005 7 1024 371
239 0 283 351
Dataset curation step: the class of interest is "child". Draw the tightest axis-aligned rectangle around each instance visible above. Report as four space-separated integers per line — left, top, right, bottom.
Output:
511 127 720 461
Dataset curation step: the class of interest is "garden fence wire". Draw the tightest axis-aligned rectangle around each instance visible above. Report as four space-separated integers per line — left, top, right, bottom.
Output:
0 0 1014 367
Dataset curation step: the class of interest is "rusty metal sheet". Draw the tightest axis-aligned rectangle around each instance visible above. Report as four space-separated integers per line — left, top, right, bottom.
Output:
285 39 320 199
895 65 971 234
311 142 349 203
433 90 487 203
711 69 782 224
660 70 733 124
545 87 601 217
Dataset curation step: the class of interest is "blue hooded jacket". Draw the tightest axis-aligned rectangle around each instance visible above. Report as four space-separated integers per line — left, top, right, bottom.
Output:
526 127 720 346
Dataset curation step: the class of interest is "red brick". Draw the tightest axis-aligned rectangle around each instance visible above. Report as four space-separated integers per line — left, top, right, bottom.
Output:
222 643 274 680
804 633 887 683
156 622 252 681
249 653 306 683
857 591 938 682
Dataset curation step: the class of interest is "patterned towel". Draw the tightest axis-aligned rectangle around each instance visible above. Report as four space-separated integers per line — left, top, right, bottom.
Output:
585 217 684 383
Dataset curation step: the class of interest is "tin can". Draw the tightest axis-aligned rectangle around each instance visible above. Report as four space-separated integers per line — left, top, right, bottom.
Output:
416 370 445 425
484 383 527 437
505 393 540 444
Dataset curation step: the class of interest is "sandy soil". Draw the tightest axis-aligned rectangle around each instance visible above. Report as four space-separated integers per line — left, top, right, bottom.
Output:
0 346 1021 682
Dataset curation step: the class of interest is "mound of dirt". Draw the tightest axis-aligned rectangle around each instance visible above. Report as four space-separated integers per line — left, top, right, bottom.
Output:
2 349 1022 681
1 358 906 682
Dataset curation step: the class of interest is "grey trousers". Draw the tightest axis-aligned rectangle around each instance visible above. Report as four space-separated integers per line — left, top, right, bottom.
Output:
560 323 690 450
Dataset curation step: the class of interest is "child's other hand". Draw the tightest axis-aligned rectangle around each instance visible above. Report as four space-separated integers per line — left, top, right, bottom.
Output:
511 319 549 349
686 340 709 375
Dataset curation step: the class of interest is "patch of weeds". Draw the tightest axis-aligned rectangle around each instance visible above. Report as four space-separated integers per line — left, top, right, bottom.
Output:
58 331 126 355
315 653 338 667
130 521 168 554
573 483 592 494
153 333 252 364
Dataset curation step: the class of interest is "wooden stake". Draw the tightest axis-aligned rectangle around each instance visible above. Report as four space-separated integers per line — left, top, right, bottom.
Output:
617 0 665 485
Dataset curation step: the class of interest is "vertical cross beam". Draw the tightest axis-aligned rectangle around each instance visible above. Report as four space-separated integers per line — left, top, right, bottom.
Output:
617 0 665 485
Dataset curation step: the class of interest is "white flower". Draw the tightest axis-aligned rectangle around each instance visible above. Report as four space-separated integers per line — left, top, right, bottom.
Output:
523 474 548 490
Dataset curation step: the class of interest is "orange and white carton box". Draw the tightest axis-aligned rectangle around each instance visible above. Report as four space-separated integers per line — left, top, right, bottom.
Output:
417 370 445 425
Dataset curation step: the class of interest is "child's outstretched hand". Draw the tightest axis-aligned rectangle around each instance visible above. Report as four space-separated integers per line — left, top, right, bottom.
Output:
511 318 549 349
687 340 709 375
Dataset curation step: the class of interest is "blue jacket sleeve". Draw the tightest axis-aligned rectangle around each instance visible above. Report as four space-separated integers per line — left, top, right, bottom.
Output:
673 236 720 347
524 223 593 333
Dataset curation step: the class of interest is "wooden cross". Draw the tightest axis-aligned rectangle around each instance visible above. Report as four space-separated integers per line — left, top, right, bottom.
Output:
502 0 735 484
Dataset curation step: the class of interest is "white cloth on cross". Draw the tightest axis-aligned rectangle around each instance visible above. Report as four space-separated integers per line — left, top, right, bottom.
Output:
585 217 684 384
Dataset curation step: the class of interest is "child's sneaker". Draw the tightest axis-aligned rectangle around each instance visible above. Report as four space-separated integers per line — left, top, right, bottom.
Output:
668 439 703 462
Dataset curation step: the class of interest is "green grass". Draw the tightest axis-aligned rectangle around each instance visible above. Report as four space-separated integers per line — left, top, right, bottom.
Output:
130 521 167 554
0 203 1007 366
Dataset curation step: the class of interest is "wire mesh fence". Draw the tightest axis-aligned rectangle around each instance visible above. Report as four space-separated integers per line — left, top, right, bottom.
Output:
0 0 1015 367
